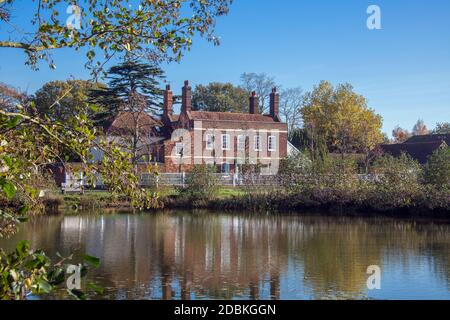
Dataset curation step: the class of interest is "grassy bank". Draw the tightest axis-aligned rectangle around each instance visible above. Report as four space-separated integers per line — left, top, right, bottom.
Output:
54 187 246 211
206 187 450 217
50 185 449 218
159 186 449 217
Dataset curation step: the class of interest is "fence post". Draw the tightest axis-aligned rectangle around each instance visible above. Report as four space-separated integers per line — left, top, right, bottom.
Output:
182 172 185 188
233 172 236 187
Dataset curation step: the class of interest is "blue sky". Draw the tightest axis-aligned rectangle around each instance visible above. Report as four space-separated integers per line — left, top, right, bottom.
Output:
1 0 449 135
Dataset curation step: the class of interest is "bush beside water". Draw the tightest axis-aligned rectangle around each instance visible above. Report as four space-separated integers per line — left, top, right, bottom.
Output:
162 150 450 216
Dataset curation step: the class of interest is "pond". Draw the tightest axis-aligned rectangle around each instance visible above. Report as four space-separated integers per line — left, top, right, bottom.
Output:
1 211 449 300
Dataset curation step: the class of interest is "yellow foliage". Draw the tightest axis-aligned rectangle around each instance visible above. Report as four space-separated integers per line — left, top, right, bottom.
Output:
302 81 383 154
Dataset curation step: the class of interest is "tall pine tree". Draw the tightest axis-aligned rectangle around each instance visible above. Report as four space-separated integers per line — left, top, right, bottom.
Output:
89 59 166 124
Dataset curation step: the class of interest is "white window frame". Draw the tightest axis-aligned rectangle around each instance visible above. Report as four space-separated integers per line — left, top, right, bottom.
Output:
221 134 230 150
237 135 245 151
268 135 276 152
205 134 214 150
175 142 184 156
254 135 262 151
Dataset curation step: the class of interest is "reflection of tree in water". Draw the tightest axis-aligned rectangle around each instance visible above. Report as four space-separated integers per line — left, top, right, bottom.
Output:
162 214 290 299
296 218 387 298
2 212 449 299
414 224 450 289
298 218 450 299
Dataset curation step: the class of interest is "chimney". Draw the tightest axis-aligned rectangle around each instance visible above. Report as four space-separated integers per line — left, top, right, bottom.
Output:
181 80 192 113
270 87 280 120
249 91 259 114
163 84 173 119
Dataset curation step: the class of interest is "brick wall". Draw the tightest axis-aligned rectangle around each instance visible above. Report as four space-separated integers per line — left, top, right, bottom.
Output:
161 125 288 173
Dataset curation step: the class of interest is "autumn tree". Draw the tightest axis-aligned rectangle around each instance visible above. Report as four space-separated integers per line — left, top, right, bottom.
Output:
301 81 384 158
412 119 429 136
392 126 411 143
192 82 248 113
240 73 277 114
34 80 106 121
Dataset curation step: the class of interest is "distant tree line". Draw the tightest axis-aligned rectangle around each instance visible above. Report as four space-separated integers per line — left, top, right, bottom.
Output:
392 120 450 143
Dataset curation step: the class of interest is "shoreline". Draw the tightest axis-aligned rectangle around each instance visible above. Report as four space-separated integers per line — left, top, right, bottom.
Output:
44 190 450 220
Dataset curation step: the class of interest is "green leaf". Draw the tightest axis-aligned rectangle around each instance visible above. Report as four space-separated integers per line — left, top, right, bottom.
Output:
3 156 12 168
6 116 22 129
1 180 16 200
16 240 30 256
36 279 53 294
83 254 100 268
87 50 95 60
18 205 29 216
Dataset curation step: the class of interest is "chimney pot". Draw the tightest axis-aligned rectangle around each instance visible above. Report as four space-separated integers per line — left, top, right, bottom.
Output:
249 92 259 114
182 80 192 113
164 84 173 119
270 86 280 120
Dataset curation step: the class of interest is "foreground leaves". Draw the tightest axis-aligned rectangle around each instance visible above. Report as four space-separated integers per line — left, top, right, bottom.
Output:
0 240 101 300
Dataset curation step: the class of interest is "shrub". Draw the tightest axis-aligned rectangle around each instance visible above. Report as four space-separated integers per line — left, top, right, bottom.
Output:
424 147 450 190
371 153 422 186
278 151 312 192
366 153 424 211
177 164 218 206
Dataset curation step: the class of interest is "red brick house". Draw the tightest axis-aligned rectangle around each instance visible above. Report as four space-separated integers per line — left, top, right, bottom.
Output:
51 81 289 189
154 81 288 174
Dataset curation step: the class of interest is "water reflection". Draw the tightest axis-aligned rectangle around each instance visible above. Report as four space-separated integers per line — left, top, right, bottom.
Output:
1 212 449 300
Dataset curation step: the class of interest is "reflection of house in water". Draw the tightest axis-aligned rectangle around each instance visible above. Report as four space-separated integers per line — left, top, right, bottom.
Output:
54 214 401 299
5 214 450 299
55 214 292 299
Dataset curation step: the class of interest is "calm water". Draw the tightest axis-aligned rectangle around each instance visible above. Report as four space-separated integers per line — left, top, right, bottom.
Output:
1 211 449 300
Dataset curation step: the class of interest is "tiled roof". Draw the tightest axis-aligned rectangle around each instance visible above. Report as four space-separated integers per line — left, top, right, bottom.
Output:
380 141 446 164
104 111 161 135
405 133 450 145
187 111 277 123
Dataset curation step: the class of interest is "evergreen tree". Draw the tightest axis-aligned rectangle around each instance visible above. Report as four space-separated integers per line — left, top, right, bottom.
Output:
89 59 166 123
